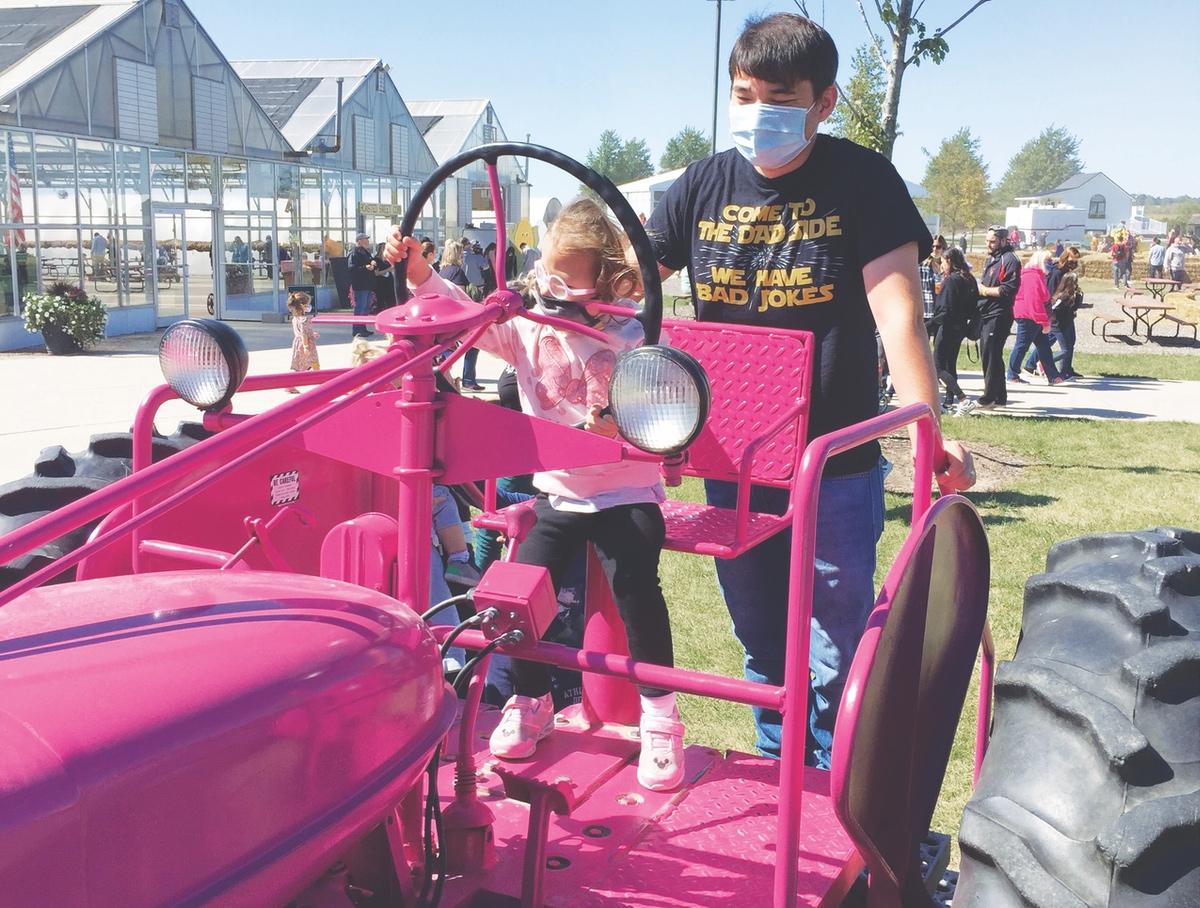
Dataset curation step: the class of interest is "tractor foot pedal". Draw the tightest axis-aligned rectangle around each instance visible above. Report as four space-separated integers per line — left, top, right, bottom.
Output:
492 770 575 908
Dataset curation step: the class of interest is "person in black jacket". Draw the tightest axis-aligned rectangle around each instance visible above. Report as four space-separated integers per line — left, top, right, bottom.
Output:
347 232 377 337
932 247 980 414
974 226 1021 409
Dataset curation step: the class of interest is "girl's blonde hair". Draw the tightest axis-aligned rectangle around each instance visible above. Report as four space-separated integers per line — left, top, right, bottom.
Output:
440 238 463 267
350 335 400 388
547 197 639 301
287 291 311 314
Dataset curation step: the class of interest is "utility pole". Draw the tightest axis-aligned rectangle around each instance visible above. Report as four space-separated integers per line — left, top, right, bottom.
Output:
708 0 734 157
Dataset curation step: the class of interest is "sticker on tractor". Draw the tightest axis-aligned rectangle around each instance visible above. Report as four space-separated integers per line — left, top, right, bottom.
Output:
270 470 300 506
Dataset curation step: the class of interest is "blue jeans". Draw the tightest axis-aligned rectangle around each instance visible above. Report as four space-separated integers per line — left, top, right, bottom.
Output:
352 288 374 336
461 347 480 385
1007 318 1059 381
1023 315 1077 376
429 544 466 672
706 461 885 768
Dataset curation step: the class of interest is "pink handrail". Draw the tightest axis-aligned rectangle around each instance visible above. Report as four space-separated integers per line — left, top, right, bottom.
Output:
0 339 444 606
774 402 941 908
975 619 995 784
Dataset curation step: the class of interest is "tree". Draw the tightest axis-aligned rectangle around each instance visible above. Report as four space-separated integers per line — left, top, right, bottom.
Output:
919 128 991 238
827 43 887 153
794 0 995 160
992 126 1084 209
584 130 654 193
659 127 711 172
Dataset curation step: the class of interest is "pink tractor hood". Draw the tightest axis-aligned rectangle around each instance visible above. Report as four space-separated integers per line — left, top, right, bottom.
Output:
0 570 455 907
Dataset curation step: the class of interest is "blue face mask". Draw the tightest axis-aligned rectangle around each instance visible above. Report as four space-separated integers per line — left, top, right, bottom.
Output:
729 100 813 170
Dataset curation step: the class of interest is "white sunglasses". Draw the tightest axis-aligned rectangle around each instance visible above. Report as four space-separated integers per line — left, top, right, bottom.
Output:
534 260 596 301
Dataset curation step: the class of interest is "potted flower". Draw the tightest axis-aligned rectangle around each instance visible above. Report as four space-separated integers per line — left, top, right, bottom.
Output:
21 281 108 354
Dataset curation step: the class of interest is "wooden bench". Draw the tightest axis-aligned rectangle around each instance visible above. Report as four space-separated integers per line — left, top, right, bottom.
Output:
1122 288 1144 299
1091 314 1127 341
1160 313 1198 341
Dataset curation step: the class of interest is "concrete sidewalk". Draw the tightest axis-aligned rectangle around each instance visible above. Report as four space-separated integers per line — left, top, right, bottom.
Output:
1 322 1196 485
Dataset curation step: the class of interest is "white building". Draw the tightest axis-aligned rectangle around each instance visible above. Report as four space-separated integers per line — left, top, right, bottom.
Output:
1007 172 1137 245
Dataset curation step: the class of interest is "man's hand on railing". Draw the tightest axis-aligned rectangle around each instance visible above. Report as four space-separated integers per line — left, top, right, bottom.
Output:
936 440 976 495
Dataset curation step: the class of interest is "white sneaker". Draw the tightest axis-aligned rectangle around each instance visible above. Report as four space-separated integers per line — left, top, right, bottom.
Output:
637 714 686 791
954 399 979 416
489 693 554 759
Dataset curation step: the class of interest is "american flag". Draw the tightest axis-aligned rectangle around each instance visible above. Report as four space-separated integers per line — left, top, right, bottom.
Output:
7 132 25 245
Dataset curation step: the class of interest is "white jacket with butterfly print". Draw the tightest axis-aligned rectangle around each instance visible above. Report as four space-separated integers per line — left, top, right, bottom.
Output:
413 271 664 503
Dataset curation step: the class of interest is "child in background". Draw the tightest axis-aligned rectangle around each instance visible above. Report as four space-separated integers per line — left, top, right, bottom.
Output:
348 337 481 589
286 291 319 393
385 198 686 792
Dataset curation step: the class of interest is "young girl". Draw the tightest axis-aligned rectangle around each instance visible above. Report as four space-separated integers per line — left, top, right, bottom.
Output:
1047 271 1083 381
287 291 319 392
931 247 979 414
385 198 684 792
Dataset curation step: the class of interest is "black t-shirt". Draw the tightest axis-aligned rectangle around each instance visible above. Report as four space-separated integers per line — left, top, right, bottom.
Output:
647 137 931 475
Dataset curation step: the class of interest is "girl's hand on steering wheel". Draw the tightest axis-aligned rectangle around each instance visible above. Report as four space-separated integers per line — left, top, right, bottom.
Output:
584 403 619 438
383 229 432 286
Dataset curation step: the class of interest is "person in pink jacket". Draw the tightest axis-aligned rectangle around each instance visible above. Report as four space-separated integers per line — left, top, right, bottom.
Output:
386 198 685 792
1006 250 1063 385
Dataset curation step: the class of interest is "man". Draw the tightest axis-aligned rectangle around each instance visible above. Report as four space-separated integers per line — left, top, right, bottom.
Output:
462 240 487 290
262 234 275 279
90 232 107 280
1111 236 1130 289
919 237 944 338
1164 236 1188 291
971 226 1021 412
347 232 377 337
1148 237 1166 279
519 241 540 275
646 13 973 768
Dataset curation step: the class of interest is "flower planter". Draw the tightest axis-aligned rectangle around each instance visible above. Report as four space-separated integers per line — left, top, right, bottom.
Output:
41 323 84 356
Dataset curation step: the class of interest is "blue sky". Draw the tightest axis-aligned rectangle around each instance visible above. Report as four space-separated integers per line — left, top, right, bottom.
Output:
191 0 1199 206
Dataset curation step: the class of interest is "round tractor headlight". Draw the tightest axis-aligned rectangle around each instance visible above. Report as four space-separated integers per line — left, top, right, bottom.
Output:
158 319 249 410
608 345 710 455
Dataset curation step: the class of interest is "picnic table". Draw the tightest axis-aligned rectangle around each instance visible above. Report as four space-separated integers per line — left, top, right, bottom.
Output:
1120 300 1175 338
1141 278 1178 302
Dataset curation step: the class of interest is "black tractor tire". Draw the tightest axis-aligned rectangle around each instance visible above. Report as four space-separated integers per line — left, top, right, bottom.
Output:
0 423 210 589
956 528 1200 907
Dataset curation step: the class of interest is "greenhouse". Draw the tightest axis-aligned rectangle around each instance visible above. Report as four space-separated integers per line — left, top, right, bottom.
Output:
0 0 526 350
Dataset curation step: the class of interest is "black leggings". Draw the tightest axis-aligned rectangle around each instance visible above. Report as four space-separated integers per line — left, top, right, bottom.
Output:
934 325 966 403
511 496 673 699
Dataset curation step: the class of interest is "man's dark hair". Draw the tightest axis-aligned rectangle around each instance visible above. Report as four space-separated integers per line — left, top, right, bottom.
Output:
729 13 838 94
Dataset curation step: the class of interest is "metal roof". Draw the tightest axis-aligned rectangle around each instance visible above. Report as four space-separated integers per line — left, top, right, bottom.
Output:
0 1 137 101
405 99 490 165
232 58 379 150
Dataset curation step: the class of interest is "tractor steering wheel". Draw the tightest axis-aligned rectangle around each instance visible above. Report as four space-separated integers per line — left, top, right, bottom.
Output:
395 142 662 345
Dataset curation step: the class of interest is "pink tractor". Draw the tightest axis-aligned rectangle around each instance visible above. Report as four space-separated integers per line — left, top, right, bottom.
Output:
0 145 1194 908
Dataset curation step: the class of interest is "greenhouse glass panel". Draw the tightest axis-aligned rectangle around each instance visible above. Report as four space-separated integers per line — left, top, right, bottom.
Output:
35 134 78 225
222 157 248 211
116 145 150 227
186 153 215 206
76 140 115 231
151 149 187 205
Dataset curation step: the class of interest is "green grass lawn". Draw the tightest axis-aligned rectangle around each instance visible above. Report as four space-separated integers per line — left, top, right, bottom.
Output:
660 411 1200 857
958 345 1200 380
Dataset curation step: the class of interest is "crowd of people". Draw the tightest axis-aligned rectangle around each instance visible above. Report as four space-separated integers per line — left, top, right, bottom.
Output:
911 218 1198 415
